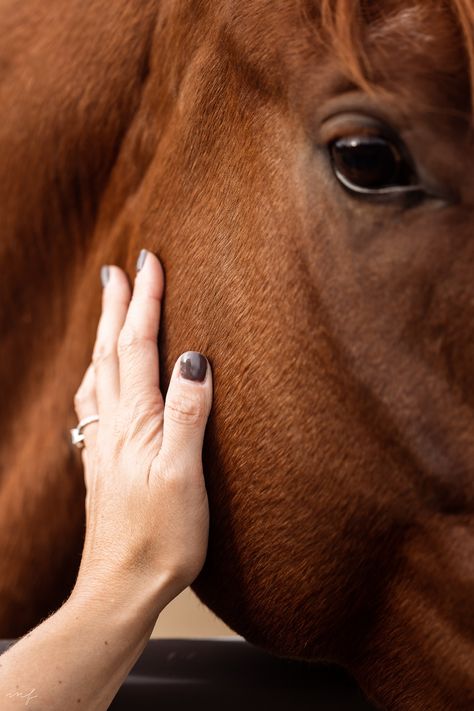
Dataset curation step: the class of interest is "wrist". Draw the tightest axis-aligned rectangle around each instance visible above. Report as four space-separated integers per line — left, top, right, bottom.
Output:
69 565 176 635
6 569 169 711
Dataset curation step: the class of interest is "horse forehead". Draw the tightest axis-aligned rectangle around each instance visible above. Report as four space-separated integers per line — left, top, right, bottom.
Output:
219 1 470 119
222 0 458 57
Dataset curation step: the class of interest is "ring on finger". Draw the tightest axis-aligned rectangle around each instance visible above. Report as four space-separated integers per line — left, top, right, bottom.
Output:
71 414 100 449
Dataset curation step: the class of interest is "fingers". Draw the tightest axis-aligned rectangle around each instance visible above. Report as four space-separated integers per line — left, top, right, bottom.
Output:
73 364 99 453
159 351 213 472
118 250 164 407
92 266 131 414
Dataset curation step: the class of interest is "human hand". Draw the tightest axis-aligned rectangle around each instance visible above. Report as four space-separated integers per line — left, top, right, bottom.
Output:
71 250 212 611
0 251 212 711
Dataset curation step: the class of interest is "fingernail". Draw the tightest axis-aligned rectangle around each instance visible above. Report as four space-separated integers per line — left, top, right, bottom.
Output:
179 352 208 382
100 265 110 288
136 249 148 272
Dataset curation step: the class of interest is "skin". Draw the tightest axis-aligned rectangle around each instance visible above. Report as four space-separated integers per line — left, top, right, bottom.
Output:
0 251 214 711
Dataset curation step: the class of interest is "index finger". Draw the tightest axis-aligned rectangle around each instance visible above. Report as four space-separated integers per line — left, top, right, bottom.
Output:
117 250 165 404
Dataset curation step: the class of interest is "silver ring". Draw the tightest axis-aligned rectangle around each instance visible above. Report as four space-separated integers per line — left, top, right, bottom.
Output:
70 415 99 449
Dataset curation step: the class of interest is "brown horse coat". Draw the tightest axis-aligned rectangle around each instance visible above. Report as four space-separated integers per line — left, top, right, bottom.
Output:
0 1 473 709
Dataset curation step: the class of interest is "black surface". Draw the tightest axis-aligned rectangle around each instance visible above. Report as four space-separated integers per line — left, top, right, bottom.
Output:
0 638 378 710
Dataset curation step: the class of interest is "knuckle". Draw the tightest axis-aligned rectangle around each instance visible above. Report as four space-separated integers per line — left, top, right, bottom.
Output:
117 326 141 357
111 416 125 442
166 392 206 426
152 456 189 497
152 396 165 420
110 422 127 459
92 342 114 367
98 416 127 463
115 396 163 442
128 397 163 427
74 387 90 411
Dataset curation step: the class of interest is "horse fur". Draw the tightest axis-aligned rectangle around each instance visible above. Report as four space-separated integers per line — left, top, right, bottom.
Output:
0 1 473 708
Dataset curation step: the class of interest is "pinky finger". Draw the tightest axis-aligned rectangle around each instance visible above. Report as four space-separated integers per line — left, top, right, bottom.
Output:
73 364 99 477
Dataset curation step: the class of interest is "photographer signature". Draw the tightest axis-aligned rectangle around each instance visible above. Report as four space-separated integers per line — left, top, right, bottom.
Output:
6 688 38 706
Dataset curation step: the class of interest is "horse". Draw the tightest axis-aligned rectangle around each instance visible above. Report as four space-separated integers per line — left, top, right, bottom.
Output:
0 1 473 709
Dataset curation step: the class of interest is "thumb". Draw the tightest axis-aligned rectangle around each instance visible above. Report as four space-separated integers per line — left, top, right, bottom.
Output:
159 351 213 469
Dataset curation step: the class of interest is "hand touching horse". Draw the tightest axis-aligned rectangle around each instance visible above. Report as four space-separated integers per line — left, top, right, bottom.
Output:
0 1 473 709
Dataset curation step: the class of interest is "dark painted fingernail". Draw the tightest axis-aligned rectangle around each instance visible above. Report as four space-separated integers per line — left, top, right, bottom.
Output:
179 352 208 382
136 249 148 272
100 265 110 288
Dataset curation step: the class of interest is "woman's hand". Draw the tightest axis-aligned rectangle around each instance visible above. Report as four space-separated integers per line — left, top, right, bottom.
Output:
0 251 213 711
72 250 213 609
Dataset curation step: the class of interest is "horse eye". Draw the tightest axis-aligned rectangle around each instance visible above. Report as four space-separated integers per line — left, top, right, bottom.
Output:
328 135 419 195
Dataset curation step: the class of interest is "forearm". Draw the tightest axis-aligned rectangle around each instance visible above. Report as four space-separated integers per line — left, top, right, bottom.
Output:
0 573 170 711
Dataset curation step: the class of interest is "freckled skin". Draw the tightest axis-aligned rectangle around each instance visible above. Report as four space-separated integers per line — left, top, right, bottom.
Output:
0 2 473 710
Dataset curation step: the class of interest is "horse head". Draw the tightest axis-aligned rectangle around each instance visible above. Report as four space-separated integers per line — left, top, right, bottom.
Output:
0 1 473 708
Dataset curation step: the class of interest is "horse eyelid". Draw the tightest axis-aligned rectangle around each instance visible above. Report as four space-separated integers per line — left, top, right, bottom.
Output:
333 167 426 197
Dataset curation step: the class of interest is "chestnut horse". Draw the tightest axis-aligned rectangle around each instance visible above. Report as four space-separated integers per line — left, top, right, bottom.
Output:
0 1 473 709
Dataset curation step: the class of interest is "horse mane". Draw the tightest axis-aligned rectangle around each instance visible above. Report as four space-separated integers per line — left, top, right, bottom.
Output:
310 0 474 122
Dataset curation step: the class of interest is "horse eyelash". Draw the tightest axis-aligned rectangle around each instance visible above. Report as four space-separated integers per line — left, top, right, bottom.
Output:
332 167 426 197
